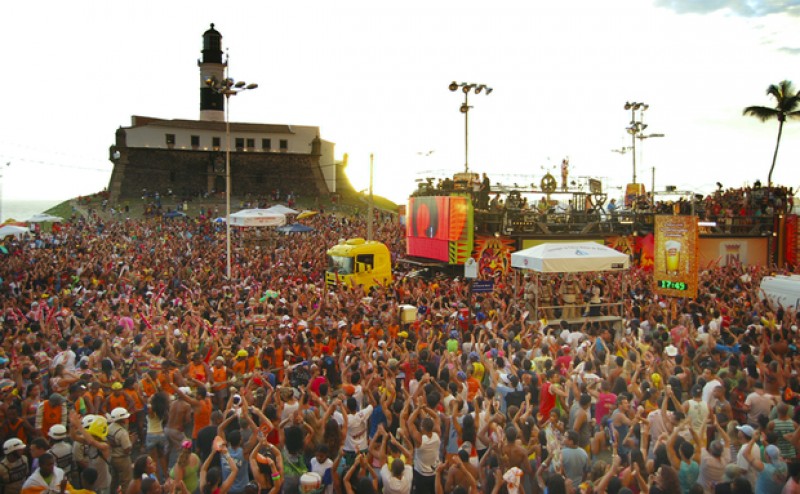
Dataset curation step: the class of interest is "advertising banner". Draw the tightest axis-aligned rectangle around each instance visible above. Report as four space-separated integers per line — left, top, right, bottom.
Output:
473 235 515 277
654 215 698 298
407 195 473 264
697 237 768 268
786 215 798 267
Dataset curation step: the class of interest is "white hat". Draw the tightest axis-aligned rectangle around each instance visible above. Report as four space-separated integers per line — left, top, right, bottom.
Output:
82 414 97 429
178 387 193 396
108 407 131 423
49 424 68 440
665 345 678 357
338 320 347 329
173 329 182 337
3 438 26 455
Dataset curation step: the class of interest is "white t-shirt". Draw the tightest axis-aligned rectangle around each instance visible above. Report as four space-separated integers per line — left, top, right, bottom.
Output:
413 432 440 476
736 445 759 487
310 457 334 494
380 464 413 494
702 380 723 408
344 404 373 452
52 350 76 372
473 409 490 450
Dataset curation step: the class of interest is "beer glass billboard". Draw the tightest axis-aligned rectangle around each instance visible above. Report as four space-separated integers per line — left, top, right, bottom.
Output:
654 215 698 298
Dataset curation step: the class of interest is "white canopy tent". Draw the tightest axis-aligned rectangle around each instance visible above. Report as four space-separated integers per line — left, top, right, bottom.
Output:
511 242 630 273
511 242 629 327
229 209 286 227
0 225 30 239
264 205 299 215
26 213 63 223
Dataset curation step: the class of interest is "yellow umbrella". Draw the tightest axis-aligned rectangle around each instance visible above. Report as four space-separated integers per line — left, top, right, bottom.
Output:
297 210 318 220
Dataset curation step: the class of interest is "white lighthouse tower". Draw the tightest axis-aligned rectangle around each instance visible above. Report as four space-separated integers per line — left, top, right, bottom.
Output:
198 23 226 121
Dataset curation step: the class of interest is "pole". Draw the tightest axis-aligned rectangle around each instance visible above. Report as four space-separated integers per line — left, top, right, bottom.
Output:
651 166 655 205
464 91 469 174
368 153 374 241
225 92 232 279
631 108 637 184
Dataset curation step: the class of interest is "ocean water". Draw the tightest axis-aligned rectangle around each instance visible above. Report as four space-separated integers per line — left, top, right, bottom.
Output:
1 199 64 223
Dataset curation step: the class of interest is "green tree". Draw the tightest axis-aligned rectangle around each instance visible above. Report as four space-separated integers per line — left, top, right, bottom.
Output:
743 80 800 186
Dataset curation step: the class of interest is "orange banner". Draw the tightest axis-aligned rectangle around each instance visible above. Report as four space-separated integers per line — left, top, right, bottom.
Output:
654 215 698 299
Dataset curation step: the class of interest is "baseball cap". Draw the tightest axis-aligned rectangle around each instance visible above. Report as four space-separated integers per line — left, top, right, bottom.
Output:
765 444 781 462
735 424 754 438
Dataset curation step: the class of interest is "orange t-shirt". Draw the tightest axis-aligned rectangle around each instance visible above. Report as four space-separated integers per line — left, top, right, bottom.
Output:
188 363 208 383
108 392 128 413
466 377 481 401
40 401 64 437
212 366 228 391
141 377 157 398
232 360 247 376
125 388 144 410
158 370 176 395
192 398 212 439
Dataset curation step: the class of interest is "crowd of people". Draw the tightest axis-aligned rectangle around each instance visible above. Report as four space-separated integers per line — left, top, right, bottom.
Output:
0 204 799 494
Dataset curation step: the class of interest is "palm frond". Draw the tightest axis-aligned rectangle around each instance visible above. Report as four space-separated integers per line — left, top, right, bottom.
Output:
767 80 796 98
743 105 779 122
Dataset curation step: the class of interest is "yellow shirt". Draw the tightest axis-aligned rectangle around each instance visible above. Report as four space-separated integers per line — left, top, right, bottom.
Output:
471 362 485 382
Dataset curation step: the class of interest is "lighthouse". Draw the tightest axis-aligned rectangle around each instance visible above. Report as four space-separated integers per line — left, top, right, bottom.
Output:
198 23 226 121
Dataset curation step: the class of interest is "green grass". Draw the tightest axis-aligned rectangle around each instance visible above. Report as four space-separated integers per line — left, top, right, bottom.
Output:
45 201 77 219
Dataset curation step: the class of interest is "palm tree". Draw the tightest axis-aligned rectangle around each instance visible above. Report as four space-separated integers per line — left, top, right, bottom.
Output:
743 80 800 186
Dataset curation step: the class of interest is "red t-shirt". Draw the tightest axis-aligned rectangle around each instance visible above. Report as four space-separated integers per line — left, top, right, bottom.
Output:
308 376 328 396
595 392 617 422
539 382 555 419
555 355 572 375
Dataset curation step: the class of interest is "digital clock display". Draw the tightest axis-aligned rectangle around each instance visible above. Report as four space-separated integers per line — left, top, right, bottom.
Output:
657 280 688 291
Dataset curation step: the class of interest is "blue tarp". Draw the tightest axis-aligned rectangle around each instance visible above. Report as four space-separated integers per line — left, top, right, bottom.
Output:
276 223 314 233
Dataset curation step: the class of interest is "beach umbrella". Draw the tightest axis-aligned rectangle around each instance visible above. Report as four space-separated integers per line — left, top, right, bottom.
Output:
296 210 318 220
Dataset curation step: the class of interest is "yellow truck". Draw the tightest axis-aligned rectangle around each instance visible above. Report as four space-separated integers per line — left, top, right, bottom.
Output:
325 238 392 289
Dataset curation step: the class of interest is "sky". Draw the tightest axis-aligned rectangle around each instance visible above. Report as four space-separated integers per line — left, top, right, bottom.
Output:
1 0 799 205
